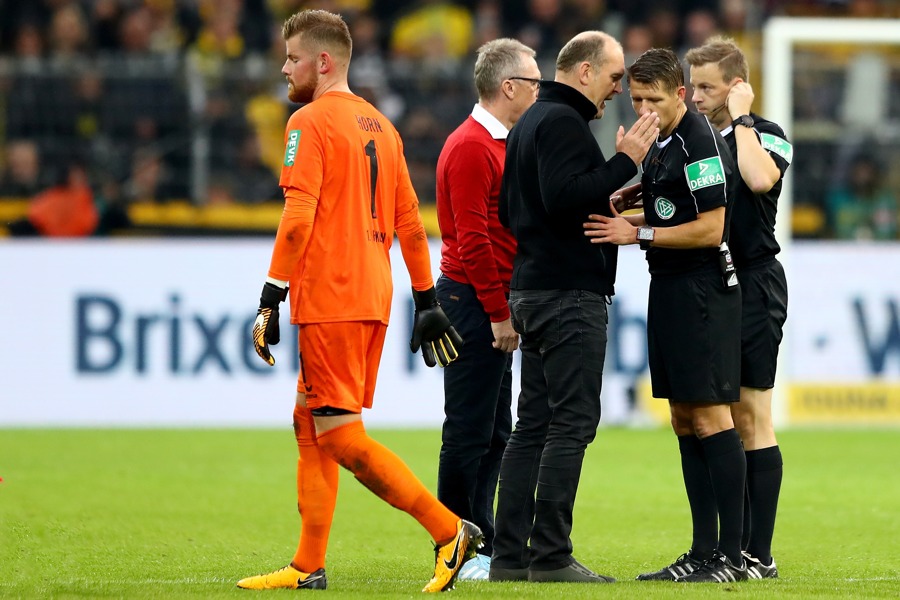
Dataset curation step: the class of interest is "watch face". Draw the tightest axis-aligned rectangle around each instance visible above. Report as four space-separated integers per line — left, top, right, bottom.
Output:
735 115 754 128
638 227 654 241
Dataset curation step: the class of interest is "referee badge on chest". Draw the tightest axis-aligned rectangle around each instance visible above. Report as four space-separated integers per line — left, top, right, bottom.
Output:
654 197 675 220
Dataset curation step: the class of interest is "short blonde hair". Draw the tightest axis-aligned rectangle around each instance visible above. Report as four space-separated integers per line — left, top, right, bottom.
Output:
684 36 749 82
282 10 352 60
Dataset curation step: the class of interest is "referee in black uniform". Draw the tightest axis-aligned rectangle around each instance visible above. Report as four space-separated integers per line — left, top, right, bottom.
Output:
686 36 790 580
585 47 748 583
491 31 658 583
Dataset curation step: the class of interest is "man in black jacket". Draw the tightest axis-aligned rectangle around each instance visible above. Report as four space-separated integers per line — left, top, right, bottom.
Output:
490 30 658 584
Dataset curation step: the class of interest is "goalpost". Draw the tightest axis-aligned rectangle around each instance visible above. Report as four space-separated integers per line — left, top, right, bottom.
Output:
763 18 900 426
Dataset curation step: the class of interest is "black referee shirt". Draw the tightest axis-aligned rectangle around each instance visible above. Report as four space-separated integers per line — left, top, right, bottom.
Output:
724 113 792 268
499 81 638 294
641 110 737 276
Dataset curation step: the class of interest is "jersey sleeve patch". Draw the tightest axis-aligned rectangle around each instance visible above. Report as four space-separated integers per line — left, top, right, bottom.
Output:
283 129 301 166
760 132 793 164
685 156 725 191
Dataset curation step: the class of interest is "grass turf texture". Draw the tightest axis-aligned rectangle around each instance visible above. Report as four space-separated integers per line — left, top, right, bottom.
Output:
1 428 898 598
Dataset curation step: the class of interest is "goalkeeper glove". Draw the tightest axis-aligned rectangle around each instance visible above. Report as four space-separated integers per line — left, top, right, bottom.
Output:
252 282 288 366
409 286 463 368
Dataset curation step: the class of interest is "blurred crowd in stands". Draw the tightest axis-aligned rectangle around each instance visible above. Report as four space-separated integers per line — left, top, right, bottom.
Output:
0 0 898 239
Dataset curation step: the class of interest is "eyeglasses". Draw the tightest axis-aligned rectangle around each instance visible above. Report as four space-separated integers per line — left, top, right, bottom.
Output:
509 76 541 89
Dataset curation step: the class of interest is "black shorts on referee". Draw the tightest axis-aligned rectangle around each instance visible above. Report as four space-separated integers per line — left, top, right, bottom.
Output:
647 267 741 403
738 258 788 390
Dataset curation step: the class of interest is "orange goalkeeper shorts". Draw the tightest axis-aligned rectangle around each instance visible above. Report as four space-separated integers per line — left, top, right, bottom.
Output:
296 321 387 413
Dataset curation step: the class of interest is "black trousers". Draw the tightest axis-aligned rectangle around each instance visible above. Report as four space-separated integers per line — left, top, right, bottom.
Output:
493 289 607 571
436 275 513 555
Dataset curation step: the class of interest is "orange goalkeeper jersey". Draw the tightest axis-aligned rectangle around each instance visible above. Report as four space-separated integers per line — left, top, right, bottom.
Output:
269 91 432 325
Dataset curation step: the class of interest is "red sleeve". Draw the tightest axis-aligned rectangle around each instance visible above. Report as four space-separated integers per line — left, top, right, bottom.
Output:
445 139 509 321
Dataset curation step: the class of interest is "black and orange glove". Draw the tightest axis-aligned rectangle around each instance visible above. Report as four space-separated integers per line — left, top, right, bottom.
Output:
252 282 288 366
409 286 463 368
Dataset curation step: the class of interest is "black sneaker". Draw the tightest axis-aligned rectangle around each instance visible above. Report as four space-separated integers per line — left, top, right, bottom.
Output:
489 565 529 582
678 551 748 583
636 551 704 581
744 552 779 579
528 558 616 583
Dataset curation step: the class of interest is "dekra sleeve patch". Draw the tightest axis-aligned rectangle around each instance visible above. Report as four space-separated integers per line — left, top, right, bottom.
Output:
684 156 725 191
284 129 301 166
759 133 793 164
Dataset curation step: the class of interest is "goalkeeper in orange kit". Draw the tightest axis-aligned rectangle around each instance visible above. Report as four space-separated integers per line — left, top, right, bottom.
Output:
237 9 477 594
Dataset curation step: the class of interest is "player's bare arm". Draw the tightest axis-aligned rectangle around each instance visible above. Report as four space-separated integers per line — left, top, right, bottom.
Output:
728 82 780 193
585 205 724 249
650 206 724 249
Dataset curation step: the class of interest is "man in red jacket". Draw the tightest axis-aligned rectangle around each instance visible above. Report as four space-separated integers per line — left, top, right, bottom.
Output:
434 37 539 580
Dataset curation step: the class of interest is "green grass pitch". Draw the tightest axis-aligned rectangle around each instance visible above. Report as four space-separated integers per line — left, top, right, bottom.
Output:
1 427 898 598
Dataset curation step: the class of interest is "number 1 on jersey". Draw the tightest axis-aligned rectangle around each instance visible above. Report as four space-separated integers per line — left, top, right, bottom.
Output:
365 140 378 219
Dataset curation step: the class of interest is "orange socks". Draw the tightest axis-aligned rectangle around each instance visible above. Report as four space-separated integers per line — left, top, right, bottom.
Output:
316 420 458 544
290 406 339 573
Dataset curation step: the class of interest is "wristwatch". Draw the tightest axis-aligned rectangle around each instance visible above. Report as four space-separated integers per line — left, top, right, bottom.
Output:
731 114 754 129
637 226 655 250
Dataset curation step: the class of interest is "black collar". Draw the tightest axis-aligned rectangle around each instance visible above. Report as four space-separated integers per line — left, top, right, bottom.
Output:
537 81 597 122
